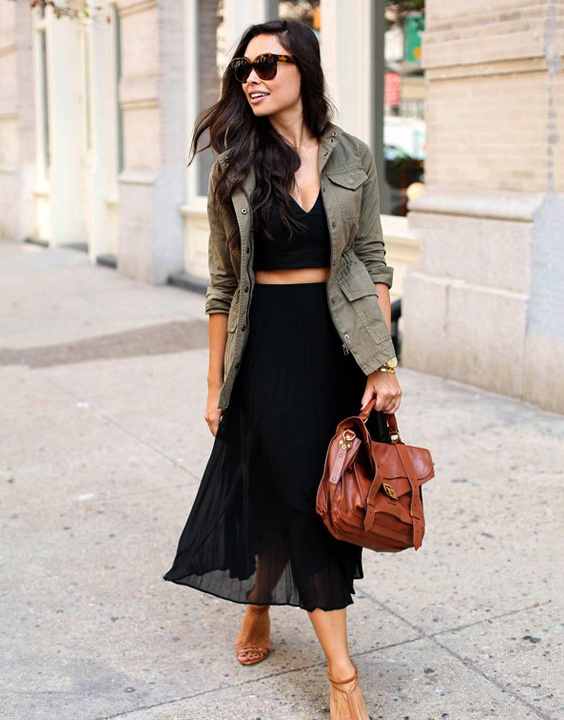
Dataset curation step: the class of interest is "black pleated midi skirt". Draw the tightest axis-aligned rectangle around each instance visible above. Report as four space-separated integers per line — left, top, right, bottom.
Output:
163 282 390 611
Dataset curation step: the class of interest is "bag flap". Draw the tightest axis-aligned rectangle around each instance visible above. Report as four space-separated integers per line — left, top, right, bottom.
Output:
372 443 434 498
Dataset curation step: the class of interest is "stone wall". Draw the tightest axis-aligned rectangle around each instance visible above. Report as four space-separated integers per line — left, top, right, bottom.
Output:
402 0 564 412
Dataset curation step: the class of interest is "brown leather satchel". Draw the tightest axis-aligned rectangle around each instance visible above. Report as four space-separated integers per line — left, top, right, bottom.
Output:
316 399 435 553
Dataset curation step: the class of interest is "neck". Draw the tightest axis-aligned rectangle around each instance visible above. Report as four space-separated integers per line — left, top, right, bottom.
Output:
268 107 314 150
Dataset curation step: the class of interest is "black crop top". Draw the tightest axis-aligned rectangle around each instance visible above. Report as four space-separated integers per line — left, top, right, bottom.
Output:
253 191 331 271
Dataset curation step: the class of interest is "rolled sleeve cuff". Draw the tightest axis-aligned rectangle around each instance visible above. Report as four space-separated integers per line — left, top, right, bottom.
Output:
367 264 394 289
205 287 233 315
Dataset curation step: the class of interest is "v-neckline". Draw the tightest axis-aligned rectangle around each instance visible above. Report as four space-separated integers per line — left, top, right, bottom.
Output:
289 189 321 216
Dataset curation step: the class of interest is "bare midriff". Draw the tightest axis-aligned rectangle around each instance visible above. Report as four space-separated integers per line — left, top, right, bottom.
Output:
254 267 330 284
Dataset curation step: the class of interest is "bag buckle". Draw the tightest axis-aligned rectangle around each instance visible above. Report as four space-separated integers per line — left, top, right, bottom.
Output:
383 483 398 499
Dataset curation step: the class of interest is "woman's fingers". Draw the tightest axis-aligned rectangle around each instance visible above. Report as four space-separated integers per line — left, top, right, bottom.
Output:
362 372 402 414
204 409 223 436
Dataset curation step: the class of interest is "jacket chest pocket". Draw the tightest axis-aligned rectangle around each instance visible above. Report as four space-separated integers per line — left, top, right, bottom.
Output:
325 166 368 222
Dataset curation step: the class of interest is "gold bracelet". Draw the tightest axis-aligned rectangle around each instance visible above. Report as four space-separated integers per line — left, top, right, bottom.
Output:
377 357 398 374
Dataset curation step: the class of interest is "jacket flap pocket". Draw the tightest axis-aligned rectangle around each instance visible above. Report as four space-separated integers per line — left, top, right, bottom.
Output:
339 272 377 301
326 167 368 190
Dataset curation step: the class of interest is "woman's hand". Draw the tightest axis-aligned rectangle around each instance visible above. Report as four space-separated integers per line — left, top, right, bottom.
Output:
205 386 223 437
361 369 402 414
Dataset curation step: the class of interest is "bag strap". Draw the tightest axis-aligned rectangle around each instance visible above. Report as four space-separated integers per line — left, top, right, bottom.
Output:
359 398 401 443
395 443 425 549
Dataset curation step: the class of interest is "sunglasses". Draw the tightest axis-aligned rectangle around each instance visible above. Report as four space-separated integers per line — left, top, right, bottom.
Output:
231 53 296 83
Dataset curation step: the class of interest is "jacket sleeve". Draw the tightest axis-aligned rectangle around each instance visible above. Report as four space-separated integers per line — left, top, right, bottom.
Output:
354 141 394 289
204 161 239 316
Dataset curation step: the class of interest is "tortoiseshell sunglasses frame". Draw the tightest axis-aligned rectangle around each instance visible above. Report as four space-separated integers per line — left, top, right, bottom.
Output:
230 53 296 83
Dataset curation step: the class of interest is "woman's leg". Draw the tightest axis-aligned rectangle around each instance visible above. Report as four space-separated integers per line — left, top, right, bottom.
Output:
236 543 287 664
307 607 355 679
307 607 370 720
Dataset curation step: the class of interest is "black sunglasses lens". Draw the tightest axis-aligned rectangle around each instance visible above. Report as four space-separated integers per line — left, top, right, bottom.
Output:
233 56 278 82
233 60 251 83
255 57 277 80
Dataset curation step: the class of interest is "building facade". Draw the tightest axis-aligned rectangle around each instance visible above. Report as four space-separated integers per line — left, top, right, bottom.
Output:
0 0 562 412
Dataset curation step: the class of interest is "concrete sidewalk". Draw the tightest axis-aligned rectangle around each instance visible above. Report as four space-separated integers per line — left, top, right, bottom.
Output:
0 238 562 720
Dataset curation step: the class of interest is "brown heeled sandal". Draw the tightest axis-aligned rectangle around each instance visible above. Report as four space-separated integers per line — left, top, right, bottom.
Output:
327 662 370 720
235 604 271 665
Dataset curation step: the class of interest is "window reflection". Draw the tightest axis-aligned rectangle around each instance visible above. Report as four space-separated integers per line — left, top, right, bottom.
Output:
197 0 224 196
278 0 320 33
383 1 425 216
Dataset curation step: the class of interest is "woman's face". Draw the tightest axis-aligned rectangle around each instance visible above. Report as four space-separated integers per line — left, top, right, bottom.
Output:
240 34 302 120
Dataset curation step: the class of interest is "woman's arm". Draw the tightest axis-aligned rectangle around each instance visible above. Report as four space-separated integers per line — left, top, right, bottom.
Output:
353 144 402 414
205 313 228 436
359 282 402 414
204 161 239 435
375 282 391 331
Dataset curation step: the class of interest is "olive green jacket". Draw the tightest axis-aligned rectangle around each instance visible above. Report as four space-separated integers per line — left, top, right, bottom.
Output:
205 122 395 409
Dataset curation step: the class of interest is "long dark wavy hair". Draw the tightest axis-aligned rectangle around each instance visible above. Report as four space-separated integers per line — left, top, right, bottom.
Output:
189 19 333 249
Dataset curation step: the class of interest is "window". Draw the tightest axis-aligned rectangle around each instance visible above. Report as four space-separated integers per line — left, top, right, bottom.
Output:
276 0 320 32
381 1 425 216
38 28 51 176
196 0 224 196
112 3 124 174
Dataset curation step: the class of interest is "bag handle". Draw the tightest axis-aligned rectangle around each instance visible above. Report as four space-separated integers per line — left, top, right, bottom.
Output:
359 398 401 443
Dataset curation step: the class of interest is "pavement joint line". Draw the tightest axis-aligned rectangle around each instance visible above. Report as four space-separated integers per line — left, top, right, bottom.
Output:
431 636 555 720
41 374 201 483
88 480 198 504
358 589 552 642
97 663 330 719
358 589 555 720
96 600 552 720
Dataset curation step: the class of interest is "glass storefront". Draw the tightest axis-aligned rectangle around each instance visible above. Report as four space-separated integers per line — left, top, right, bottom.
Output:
381 1 426 216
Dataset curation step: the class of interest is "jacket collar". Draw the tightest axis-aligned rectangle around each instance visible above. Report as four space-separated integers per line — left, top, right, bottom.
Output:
217 122 343 198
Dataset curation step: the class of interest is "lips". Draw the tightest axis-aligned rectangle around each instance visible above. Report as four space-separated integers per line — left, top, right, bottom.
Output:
249 91 269 104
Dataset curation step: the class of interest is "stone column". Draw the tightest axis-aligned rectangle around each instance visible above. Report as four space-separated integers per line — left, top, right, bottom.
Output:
402 0 564 413
86 0 119 262
46 11 87 246
0 2 36 242
117 0 185 284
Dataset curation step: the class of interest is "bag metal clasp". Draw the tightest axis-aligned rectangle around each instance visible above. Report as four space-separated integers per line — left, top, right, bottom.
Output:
339 429 356 450
383 483 398 499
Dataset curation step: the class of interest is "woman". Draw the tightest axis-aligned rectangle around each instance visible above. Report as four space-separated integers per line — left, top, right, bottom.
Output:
164 18 402 720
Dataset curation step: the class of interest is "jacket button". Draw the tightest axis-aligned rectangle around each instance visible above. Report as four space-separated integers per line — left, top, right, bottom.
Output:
241 208 248 215
344 333 350 340
331 131 337 136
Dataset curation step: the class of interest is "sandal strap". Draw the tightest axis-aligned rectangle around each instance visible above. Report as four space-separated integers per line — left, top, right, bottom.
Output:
247 604 270 613
327 662 358 688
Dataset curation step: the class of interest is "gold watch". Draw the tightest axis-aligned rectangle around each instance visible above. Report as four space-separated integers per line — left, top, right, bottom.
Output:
378 356 398 374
